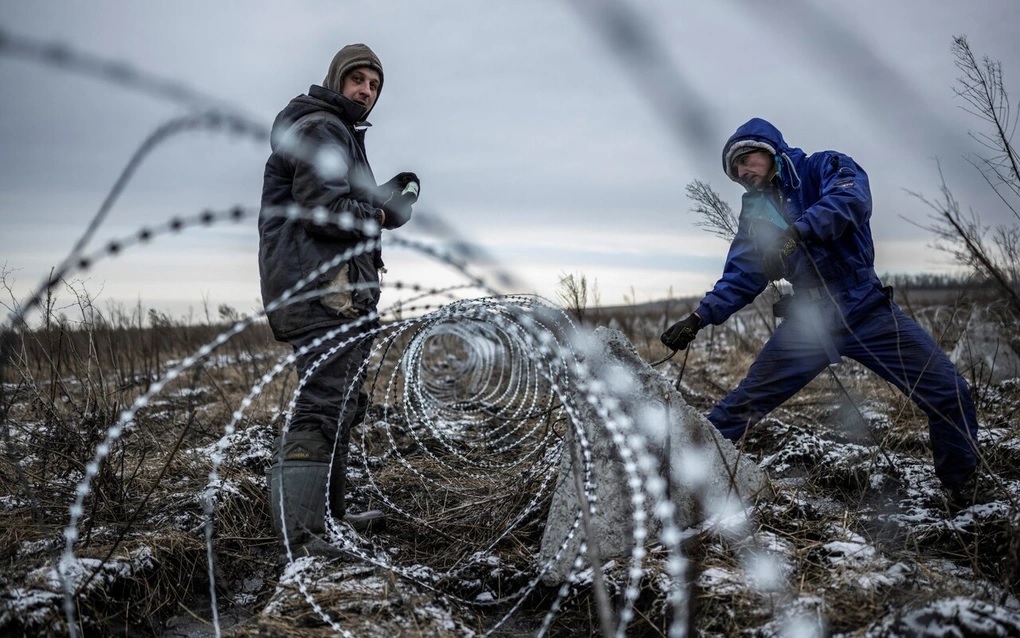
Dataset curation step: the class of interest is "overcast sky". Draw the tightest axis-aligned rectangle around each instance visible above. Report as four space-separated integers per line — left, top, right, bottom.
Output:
1 0 1018 323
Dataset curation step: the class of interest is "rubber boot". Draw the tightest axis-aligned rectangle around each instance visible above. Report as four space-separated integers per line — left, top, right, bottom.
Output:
329 459 387 533
268 432 346 561
329 390 387 533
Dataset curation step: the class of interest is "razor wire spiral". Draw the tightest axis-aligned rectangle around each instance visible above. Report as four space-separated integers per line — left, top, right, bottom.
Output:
234 274 695 638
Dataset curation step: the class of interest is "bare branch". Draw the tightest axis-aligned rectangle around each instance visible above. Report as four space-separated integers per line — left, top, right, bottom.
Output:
952 36 1020 223
686 179 739 241
909 164 1020 316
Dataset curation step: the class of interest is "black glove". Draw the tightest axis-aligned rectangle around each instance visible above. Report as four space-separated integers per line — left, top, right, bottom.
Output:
378 172 420 229
379 172 420 198
762 226 801 281
660 313 703 351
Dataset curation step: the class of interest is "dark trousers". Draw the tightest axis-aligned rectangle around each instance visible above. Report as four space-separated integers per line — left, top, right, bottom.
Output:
708 288 979 489
287 325 374 452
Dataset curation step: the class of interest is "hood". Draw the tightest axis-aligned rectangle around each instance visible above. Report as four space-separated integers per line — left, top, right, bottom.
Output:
324 43 384 120
721 118 791 183
269 86 367 152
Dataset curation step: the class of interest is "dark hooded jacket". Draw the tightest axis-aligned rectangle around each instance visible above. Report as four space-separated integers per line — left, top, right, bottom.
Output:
696 118 878 326
258 85 383 341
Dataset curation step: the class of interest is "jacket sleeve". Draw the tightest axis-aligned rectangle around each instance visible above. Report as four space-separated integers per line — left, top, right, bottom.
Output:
790 152 872 243
695 224 769 325
288 118 379 241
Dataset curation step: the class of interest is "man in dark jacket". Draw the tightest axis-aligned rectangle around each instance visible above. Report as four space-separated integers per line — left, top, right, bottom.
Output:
258 43 419 558
661 118 982 508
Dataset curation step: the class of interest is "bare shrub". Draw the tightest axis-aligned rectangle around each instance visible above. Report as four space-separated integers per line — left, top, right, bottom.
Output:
915 37 1020 320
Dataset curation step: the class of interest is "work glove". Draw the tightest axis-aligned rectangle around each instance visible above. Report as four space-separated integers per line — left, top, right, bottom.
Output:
377 171 420 229
660 313 703 351
761 226 801 281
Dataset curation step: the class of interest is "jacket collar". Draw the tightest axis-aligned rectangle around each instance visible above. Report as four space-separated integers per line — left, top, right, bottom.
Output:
307 84 371 127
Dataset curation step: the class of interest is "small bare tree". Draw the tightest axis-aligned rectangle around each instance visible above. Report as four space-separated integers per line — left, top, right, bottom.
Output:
953 36 1020 222
557 272 600 323
915 36 1020 318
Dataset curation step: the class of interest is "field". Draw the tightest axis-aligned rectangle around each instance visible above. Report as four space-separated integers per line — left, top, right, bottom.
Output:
1 283 1018 638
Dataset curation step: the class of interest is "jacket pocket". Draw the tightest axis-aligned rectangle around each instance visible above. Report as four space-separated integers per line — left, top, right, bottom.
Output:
351 252 381 312
320 263 360 319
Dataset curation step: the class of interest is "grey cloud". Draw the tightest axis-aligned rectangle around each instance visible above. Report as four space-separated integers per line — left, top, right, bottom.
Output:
1 0 1016 315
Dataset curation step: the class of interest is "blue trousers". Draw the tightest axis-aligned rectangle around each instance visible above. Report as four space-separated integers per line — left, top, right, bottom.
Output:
708 284 978 488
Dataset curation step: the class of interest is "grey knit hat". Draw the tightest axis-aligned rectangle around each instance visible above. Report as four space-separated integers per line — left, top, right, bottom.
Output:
724 140 776 182
323 43 384 107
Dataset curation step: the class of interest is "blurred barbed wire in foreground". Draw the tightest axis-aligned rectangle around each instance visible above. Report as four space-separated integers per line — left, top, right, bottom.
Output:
1 4 1016 637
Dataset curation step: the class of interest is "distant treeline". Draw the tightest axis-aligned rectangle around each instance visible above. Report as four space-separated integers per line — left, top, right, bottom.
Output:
880 272 999 290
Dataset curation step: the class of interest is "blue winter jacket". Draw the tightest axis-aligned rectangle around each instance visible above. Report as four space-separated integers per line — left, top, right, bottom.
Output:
696 118 877 326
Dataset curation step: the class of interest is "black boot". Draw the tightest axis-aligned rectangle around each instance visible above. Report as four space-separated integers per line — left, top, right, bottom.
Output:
945 470 999 512
268 433 347 561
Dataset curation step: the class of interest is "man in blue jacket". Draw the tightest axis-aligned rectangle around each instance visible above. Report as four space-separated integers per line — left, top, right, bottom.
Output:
258 43 419 558
661 118 981 507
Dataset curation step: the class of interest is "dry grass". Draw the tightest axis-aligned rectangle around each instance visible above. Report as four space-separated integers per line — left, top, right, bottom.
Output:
2 293 1020 636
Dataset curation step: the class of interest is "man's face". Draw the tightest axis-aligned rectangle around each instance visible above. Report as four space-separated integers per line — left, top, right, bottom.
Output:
342 67 381 112
734 150 775 189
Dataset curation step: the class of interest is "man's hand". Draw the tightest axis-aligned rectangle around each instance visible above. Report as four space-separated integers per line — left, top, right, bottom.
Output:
378 172 420 229
660 313 703 351
380 172 420 198
762 226 801 281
